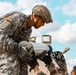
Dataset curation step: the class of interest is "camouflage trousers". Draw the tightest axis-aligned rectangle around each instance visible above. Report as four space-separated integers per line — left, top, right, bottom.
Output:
0 52 28 75
0 34 28 75
0 50 28 75
47 62 68 75
19 59 28 75
47 51 68 75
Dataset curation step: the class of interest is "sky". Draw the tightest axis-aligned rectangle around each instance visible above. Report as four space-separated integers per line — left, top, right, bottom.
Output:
0 0 76 74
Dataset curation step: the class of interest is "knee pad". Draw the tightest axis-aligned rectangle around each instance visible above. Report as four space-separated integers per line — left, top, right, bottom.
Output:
19 41 34 54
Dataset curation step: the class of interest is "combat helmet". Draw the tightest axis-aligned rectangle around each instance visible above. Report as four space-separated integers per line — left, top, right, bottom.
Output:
32 5 53 23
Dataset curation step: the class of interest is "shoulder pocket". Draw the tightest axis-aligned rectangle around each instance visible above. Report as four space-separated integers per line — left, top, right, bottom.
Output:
0 19 12 30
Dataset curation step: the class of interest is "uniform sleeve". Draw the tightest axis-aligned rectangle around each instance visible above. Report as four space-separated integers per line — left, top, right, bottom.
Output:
0 11 18 20
2 34 32 62
1 11 26 37
9 11 26 28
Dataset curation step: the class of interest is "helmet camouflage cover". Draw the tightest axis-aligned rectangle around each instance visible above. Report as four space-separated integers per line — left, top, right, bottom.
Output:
32 5 53 23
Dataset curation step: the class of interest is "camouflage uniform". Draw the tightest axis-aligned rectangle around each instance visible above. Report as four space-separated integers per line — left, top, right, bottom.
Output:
47 51 68 75
0 11 32 75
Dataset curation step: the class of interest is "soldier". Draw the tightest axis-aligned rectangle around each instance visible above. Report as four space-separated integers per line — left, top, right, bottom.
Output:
71 66 76 75
0 5 53 75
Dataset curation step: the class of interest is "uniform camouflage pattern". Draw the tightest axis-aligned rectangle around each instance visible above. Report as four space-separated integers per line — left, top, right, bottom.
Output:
19 59 28 75
0 34 20 75
47 51 68 75
0 11 32 75
0 11 32 42
32 5 53 23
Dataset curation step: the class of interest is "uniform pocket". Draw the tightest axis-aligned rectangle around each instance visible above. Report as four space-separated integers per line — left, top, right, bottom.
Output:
0 19 12 30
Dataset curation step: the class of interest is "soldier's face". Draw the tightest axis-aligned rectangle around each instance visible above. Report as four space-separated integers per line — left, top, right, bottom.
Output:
71 70 76 75
71 71 76 75
33 15 45 29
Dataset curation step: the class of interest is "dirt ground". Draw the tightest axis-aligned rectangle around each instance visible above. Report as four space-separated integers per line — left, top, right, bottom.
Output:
28 59 50 75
